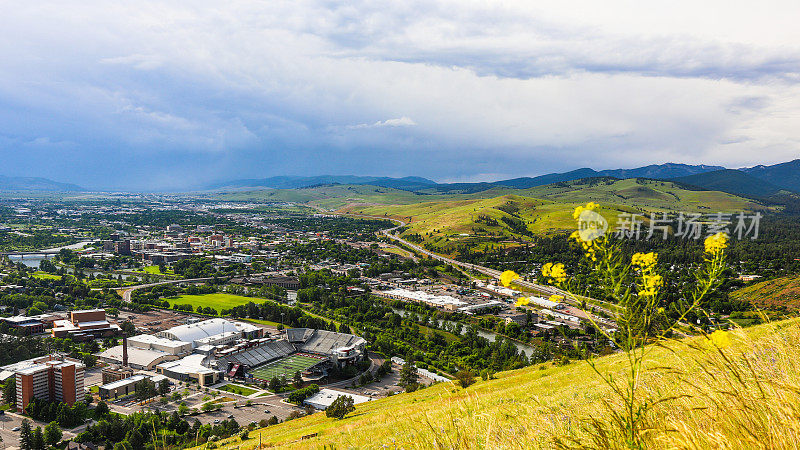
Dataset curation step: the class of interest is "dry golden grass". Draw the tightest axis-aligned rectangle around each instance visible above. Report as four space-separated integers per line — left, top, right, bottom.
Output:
200 319 800 449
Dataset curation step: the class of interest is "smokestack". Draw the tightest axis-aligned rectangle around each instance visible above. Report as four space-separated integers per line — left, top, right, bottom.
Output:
122 335 128 367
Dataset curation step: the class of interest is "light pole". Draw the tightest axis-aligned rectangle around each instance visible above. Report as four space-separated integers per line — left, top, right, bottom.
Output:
280 313 285 332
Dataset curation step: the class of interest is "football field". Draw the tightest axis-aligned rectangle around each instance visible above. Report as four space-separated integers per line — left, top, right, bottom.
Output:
250 353 326 381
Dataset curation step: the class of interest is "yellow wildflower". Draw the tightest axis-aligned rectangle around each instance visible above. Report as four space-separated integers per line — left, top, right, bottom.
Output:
708 329 731 349
549 263 567 283
500 270 520 287
632 252 658 269
572 202 599 220
541 263 553 278
548 295 564 302
569 230 582 242
638 273 663 297
515 297 530 307
704 232 729 255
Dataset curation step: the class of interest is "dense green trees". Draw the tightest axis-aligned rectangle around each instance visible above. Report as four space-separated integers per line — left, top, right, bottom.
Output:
326 395 356 419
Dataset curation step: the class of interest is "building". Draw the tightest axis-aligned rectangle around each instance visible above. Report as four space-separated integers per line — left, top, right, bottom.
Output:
11 355 85 412
97 373 168 400
286 328 366 367
155 318 262 348
127 334 193 355
101 366 134 384
229 253 253 263
2 316 45 335
156 354 220 386
304 388 372 410
97 346 179 371
51 309 121 340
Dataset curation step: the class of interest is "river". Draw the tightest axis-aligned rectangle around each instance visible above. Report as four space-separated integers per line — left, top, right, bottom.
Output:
7 241 94 268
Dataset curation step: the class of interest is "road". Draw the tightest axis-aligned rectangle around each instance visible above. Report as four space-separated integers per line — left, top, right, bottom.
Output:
118 277 217 301
336 212 619 321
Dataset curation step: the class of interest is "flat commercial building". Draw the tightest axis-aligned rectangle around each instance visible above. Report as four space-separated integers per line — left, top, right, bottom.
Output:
51 309 121 340
98 373 168 400
156 354 220 386
156 318 262 348
304 388 372 410
2 316 45 335
97 346 178 371
12 355 85 412
127 334 192 355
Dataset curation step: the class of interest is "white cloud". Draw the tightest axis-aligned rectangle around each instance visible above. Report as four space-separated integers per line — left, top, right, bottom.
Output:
346 116 417 129
0 0 799 188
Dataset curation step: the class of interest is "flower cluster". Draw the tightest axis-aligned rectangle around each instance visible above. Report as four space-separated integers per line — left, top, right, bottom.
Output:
704 232 729 255
632 252 662 297
514 297 530 307
572 201 599 220
542 262 567 284
707 329 731 349
570 202 603 260
500 270 520 287
631 252 657 269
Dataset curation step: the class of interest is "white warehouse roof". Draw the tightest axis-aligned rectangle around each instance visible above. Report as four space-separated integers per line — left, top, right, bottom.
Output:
156 318 241 343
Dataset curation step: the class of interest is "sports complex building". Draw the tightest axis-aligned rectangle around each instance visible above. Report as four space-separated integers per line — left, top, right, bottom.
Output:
97 317 367 388
215 327 367 382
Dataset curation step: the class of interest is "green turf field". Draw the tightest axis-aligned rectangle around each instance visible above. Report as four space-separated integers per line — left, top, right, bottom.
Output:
169 293 267 312
249 353 326 381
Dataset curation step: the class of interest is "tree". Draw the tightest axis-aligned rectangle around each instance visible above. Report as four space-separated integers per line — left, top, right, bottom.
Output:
32 426 44 450
399 362 418 387
325 395 355 420
43 422 62 446
2 378 15 404
94 401 109 418
293 370 303 389
268 376 283 392
120 321 136 335
19 419 32 450
159 379 170 396
455 370 475 388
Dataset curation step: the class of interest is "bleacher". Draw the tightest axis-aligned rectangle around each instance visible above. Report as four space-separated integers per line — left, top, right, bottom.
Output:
217 339 296 368
299 330 366 356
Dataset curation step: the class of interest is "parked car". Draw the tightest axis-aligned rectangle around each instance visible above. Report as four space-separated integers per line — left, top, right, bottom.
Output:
12 426 20 432
213 419 220 424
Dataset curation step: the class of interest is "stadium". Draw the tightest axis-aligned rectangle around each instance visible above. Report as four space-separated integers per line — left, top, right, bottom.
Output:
213 327 367 382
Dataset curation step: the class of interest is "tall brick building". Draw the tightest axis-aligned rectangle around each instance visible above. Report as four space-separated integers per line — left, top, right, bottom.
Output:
13 355 85 412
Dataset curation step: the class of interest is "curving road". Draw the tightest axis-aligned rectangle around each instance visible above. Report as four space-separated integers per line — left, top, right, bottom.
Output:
338 212 618 320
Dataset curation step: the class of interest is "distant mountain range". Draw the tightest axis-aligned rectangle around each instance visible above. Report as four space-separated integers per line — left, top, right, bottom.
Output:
205 160 800 200
205 175 436 191
0 175 84 192
3 159 799 196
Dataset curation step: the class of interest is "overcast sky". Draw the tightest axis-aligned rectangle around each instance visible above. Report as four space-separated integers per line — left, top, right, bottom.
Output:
1 0 799 190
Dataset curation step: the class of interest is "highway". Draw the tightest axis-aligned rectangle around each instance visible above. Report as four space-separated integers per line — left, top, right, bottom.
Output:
337 213 619 321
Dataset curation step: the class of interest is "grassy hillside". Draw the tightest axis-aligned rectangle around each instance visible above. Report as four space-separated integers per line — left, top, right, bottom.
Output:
202 319 800 449
213 184 519 208
336 179 773 252
730 275 800 312
522 178 766 212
